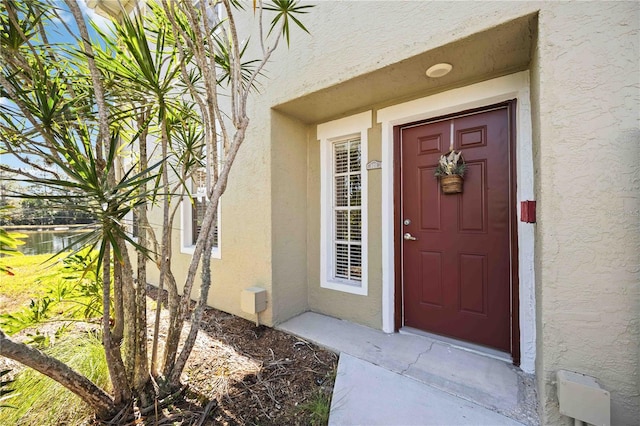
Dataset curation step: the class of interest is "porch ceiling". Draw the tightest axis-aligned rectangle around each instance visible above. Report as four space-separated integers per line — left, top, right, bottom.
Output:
273 14 536 124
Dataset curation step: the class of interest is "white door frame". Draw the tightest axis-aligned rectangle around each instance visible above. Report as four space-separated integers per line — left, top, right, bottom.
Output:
377 71 536 373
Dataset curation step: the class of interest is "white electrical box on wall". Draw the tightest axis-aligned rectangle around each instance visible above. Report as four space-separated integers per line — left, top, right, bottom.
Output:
240 287 267 314
557 370 610 426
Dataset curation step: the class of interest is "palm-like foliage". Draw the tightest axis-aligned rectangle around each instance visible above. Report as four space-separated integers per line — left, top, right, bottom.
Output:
0 0 313 421
264 0 312 45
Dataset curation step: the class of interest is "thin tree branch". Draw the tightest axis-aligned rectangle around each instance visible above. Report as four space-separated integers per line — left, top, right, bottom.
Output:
0 328 115 418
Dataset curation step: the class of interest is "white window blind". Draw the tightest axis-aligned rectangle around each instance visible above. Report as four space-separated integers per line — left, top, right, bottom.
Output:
191 197 219 248
333 138 362 282
181 138 222 257
318 110 370 295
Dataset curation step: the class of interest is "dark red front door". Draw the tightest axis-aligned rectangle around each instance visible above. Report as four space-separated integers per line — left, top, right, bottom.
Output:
400 105 513 352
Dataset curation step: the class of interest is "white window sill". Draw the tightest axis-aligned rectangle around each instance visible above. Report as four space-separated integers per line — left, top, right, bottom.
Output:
322 279 367 296
180 245 221 259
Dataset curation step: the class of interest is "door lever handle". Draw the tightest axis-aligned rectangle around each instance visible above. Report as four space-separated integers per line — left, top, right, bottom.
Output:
403 232 417 241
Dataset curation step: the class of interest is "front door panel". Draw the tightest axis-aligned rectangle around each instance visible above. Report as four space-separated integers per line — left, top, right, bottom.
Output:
401 106 512 352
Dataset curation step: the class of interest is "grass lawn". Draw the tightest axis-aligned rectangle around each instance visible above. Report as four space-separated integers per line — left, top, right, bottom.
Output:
0 332 110 425
0 254 336 425
0 254 65 313
0 253 110 425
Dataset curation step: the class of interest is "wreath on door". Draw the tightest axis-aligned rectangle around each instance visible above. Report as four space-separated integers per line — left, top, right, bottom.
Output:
434 150 466 194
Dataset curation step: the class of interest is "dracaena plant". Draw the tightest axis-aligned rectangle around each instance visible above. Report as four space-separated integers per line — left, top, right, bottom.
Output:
0 0 313 422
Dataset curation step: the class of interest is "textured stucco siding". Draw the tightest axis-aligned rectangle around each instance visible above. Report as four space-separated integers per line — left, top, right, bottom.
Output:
191 1 640 424
270 110 309 324
144 110 275 325
534 3 639 425
263 1 539 109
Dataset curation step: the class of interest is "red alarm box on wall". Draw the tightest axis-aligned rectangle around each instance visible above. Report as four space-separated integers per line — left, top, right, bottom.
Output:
521 200 536 223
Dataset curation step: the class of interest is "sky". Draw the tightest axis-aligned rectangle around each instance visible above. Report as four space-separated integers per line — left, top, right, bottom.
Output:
77 0 113 32
0 0 112 171
49 0 113 34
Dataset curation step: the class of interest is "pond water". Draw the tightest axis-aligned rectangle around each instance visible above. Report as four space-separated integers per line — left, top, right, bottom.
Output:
17 230 92 255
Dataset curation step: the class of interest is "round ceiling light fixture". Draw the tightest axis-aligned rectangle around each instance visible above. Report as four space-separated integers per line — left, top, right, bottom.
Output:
426 63 453 78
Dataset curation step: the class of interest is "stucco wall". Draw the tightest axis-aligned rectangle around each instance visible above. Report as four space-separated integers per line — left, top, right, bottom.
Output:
533 3 639 425
262 1 539 110
529 7 545 423
216 1 638 424
305 124 384 329
270 110 309 323
143 106 275 325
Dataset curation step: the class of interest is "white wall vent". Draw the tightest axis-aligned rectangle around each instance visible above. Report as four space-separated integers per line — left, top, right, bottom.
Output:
557 370 610 426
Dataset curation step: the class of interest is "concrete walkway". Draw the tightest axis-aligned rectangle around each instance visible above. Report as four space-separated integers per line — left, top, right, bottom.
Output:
278 312 538 426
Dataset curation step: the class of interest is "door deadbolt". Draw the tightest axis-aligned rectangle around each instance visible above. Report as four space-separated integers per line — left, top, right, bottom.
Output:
403 219 411 226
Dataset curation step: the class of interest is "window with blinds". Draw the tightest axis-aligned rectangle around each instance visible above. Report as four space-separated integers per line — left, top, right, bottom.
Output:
318 110 370 295
181 166 221 256
191 197 219 248
191 167 218 247
332 138 362 282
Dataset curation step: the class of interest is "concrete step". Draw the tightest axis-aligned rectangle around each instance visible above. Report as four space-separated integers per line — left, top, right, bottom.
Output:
278 312 539 425
330 353 524 425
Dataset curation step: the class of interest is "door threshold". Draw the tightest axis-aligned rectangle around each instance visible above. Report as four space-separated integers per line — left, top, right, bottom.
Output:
399 327 512 364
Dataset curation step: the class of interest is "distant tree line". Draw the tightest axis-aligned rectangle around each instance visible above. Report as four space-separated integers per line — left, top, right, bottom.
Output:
0 198 96 226
0 183 96 226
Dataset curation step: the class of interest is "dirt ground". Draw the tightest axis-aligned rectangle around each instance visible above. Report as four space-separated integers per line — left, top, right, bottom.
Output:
1 287 338 426
110 287 339 425
171 302 338 425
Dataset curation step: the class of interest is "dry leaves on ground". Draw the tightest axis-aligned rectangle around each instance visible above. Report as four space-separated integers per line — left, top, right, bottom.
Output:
148 288 338 425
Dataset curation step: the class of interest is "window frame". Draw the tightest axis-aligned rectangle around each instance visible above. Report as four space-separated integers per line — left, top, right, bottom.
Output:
180 189 221 258
181 129 223 258
318 111 371 295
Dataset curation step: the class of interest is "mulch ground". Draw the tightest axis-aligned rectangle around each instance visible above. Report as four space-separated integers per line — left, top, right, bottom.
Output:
145 287 339 426
0 287 338 426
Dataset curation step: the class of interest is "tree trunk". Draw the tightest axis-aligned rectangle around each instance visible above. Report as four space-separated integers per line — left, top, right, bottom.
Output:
162 267 181 378
159 119 183 379
101 240 131 405
0 329 116 419
117 258 135 384
115 234 150 399
135 122 152 400
169 218 215 384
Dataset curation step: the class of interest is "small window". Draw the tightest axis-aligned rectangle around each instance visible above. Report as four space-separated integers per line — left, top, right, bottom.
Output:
181 192 221 257
318 111 370 295
131 209 139 239
181 165 221 257
332 138 362 282
191 196 218 248
181 122 223 257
